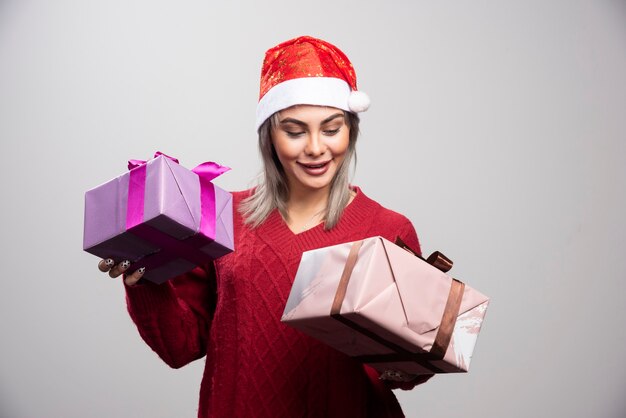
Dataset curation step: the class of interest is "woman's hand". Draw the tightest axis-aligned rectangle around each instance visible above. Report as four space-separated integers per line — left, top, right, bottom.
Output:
97 258 145 286
379 370 416 382
379 370 435 385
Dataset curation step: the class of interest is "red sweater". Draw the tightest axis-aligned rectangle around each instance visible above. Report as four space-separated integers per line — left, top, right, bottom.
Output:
125 187 428 417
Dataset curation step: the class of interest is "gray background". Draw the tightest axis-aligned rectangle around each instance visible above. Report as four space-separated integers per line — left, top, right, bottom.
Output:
1 1 625 417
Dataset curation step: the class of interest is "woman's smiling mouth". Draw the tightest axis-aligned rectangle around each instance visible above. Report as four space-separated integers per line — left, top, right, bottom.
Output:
297 160 331 176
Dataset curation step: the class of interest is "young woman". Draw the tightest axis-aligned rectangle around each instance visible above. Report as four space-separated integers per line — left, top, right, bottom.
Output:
99 36 432 418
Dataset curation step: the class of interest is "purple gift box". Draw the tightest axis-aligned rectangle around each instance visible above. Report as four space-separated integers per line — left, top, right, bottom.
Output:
83 152 234 284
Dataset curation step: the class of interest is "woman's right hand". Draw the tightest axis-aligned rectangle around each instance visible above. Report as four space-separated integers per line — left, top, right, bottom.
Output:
97 258 145 286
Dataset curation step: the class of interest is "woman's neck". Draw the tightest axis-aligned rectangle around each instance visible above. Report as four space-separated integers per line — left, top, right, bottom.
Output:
286 186 329 214
284 186 330 232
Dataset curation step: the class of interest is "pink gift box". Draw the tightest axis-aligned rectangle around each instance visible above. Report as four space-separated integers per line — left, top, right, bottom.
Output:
281 236 489 375
83 152 234 284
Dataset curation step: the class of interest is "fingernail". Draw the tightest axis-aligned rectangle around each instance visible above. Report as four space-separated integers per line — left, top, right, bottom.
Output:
105 259 115 267
137 267 146 275
121 260 131 270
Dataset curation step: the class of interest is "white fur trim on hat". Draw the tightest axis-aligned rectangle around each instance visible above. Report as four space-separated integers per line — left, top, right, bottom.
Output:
256 77 354 131
348 90 370 113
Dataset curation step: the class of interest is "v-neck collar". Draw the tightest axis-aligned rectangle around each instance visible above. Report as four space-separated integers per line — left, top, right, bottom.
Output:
257 186 370 254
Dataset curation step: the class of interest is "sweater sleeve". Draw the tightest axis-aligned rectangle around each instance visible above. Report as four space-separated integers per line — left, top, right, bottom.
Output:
394 217 422 256
124 263 217 369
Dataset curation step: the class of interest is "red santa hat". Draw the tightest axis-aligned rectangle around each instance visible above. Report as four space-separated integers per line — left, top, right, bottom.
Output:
255 35 370 131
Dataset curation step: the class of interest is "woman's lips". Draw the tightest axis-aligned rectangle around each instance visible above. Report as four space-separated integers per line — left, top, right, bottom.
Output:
297 160 331 176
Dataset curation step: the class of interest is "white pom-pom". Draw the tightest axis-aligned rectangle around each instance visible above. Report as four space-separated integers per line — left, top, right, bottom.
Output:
348 90 370 112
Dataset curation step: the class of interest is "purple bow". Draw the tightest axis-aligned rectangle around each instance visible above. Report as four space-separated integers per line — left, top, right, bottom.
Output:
128 151 230 179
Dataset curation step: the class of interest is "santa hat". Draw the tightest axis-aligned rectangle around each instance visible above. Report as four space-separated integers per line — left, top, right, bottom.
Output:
255 36 370 131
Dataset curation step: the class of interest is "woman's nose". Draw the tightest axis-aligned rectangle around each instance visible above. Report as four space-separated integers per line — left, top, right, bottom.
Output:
304 132 326 156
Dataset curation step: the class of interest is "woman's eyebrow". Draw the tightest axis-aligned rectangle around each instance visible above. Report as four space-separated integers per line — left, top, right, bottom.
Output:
279 113 345 127
320 113 345 125
279 118 306 127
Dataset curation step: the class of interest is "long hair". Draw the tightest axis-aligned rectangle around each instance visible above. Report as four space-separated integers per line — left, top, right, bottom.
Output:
240 109 360 230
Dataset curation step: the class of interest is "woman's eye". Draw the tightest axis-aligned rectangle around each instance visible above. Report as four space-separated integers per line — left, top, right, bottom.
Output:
323 128 340 136
285 131 305 138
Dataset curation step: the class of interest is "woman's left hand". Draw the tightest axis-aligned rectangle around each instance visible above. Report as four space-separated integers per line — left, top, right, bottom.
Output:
379 370 435 384
379 370 415 382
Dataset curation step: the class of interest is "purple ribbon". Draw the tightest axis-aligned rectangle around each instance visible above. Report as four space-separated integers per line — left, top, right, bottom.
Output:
126 152 182 230
191 161 230 240
124 152 230 270
127 151 179 170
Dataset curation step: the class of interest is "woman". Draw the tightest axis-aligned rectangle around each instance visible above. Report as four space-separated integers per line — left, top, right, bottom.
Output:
99 36 432 417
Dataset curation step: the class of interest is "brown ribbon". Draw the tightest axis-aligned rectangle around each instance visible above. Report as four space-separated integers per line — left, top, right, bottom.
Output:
330 240 363 317
395 237 453 273
330 237 465 373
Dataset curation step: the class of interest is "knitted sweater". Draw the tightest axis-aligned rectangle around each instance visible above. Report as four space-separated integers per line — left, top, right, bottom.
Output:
125 187 428 418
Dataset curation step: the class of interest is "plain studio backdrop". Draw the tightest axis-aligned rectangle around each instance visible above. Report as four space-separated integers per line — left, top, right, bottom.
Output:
1 1 625 417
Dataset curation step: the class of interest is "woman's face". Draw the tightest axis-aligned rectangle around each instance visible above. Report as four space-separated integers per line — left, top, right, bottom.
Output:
271 105 350 196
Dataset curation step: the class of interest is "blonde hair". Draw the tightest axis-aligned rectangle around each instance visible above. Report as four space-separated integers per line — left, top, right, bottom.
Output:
240 109 360 230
